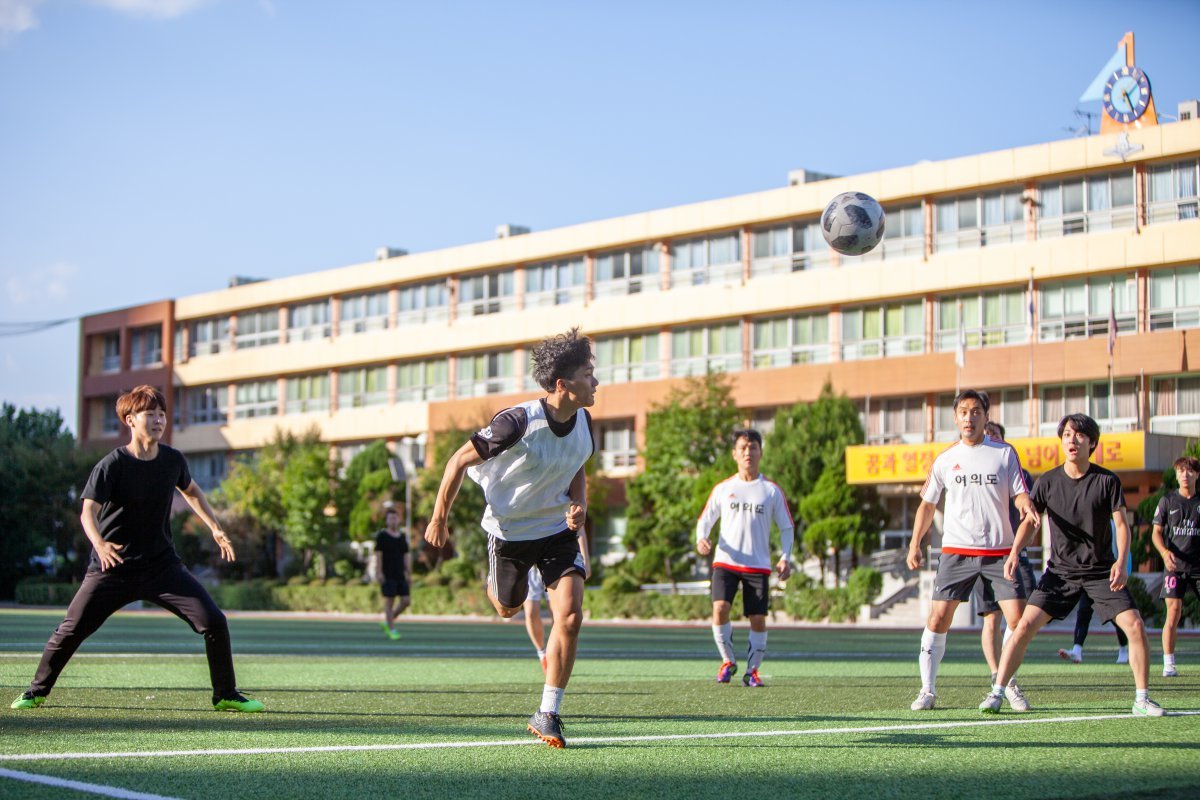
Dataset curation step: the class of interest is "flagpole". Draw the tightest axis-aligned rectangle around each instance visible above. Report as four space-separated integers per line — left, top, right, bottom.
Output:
1108 282 1116 430
1028 268 1035 437
955 298 964 394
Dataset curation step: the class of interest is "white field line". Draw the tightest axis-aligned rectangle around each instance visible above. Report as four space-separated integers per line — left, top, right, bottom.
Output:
0 767 181 799
2 711 1198 763
0 647 911 659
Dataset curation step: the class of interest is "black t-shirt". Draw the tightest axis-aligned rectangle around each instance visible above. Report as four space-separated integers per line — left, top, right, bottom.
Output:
375 529 410 580
470 399 595 461
1154 491 1200 571
81 445 192 569
1030 464 1125 579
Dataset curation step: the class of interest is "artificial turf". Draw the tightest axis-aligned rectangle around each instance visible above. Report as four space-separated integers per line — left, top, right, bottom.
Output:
1 608 1198 799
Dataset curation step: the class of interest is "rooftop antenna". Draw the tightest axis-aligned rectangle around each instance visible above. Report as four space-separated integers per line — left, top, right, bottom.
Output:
1063 108 1098 137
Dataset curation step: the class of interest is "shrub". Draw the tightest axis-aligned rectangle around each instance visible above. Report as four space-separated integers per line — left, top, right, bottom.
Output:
14 579 78 606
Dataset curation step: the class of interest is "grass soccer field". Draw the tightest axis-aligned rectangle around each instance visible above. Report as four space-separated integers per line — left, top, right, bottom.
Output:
1 608 1198 799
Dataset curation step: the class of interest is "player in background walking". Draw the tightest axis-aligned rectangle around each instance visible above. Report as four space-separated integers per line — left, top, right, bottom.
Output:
375 507 411 640
1152 456 1200 678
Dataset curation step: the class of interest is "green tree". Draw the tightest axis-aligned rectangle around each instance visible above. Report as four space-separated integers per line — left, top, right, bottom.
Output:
335 440 395 539
623 373 740 583
279 438 340 575
1135 440 1200 568
415 423 488 574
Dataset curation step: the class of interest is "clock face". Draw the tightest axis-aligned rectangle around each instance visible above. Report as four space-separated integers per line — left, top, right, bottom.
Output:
1103 65 1151 124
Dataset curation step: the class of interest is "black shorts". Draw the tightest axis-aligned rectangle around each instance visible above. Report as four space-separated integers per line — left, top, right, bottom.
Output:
487 529 585 609
381 577 409 598
976 553 1037 616
1028 569 1136 624
1162 572 1200 600
711 567 770 617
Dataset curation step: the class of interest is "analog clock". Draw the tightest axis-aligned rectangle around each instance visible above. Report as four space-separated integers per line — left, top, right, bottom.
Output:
1103 65 1151 124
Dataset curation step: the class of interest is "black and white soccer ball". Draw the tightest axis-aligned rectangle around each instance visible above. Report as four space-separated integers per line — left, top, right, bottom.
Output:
820 192 885 256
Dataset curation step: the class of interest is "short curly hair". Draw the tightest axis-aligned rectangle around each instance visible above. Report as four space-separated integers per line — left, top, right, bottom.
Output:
530 327 593 392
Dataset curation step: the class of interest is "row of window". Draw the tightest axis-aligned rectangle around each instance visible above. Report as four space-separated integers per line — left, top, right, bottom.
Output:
97 327 164 373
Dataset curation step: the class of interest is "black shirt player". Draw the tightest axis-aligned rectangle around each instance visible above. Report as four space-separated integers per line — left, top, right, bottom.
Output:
10 385 264 713
1152 456 1200 677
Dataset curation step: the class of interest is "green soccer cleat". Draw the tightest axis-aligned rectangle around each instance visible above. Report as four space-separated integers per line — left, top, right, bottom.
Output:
213 693 265 713
978 692 1003 714
10 691 45 710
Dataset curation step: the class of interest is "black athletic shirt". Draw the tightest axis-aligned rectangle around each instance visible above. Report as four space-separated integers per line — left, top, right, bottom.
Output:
1154 491 1200 571
375 529 410 580
470 399 595 461
81 445 192 569
1030 463 1125 580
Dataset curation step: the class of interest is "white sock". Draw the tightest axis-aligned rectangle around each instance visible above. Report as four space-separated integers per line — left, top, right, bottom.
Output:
536 648 546 660
1165 653 1176 668
1002 627 1014 649
919 628 947 693
539 685 564 714
713 623 736 664
1070 643 1082 660
747 631 768 672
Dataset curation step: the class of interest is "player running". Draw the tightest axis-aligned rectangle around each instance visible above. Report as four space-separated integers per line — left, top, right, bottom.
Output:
980 413 1164 716
906 390 1037 712
1151 456 1200 678
375 506 411 640
524 526 588 673
696 429 794 688
10 386 263 713
424 328 596 748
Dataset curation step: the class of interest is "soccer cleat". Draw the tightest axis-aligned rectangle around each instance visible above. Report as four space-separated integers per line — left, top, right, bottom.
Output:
742 668 764 688
1057 648 1082 664
10 691 45 710
213 692 265 713
1132 697 1165 717
1163 666 1179 678
716 661 738 684
386 627 402 641
979 692 1003 714
527 711 566 748
910 690 936 711
1004 679 1030 713
1116 647 1129 665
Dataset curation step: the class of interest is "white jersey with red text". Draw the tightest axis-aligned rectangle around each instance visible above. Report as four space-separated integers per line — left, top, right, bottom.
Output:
696 474 795 574
920 438 1029 555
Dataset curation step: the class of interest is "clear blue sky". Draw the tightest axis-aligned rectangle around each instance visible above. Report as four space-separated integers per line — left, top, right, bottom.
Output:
2 0 1198 432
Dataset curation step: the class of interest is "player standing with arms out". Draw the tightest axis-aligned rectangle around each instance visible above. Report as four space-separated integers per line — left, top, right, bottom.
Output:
425 328 596 748
375 507 411 640
981 413 1164 716
1152 456 1200 678
10 386 263 713
906 390 1038 712
696 429 794 688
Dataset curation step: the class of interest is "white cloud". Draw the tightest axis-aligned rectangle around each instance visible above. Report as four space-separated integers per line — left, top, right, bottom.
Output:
0 0 45 38
84 0 216 19
4 261 79 306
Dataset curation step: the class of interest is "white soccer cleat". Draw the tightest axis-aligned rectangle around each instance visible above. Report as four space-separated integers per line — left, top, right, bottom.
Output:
978 692 1003 714
1132 697 1165 717
1004 679 1030 713
1057 648 1082 664
910 690 936 711
1163 666 1179 678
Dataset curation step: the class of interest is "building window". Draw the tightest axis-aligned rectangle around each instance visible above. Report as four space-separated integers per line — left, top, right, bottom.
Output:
1037 169 1136 237
188 317 230 357
936 288 1029 351
189 452 227 492
1149 265 1200 330
670 322 742 377
396 358 449 402
750 219 832 276
1146 159 1199 224
671 232 742 286
934 188 1025 252
594 245 660 297
458 271 515 317
860 396 925 444
594 333 661 384
598 420 637 471
235 309 280 349
397 280 450 326
340 291 389 334
338 367 388 409
130 326 162 368
1039 273 1135 342
287 300 331 343
285 374 330 414
1040 380 1138 435
749 407 779 439
938 389 1031 441
234 380 278 419
751 313 830 368
1150 375 1200 436
526 258 586 307
456 351 515 397
100 333 121 373
856 204 924 263
186 385 226 425
841 301 923 360
99 395 121 435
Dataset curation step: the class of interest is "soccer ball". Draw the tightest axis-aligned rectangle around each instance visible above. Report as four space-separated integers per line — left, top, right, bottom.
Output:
820 192 885 256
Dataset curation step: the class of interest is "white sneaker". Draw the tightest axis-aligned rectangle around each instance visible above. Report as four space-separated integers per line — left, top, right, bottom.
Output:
1116 647 1129 665
1163 666 1179 678
1132 697 1165 717
910 690 936 711
1004 679 1030 713
1057 648 1082 664
978 692 1003 714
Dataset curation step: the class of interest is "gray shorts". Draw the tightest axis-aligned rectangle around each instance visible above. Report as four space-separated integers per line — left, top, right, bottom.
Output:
934 553 1026 604
526 566 546 602
976 552 1036 616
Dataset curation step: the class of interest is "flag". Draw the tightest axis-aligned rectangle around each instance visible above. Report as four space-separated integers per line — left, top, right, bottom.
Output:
1079 44 1126 104
1107 284 1117 358
955 299 966 369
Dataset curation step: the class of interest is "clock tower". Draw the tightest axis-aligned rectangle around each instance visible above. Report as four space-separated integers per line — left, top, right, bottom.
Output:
1084 32 1160 135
